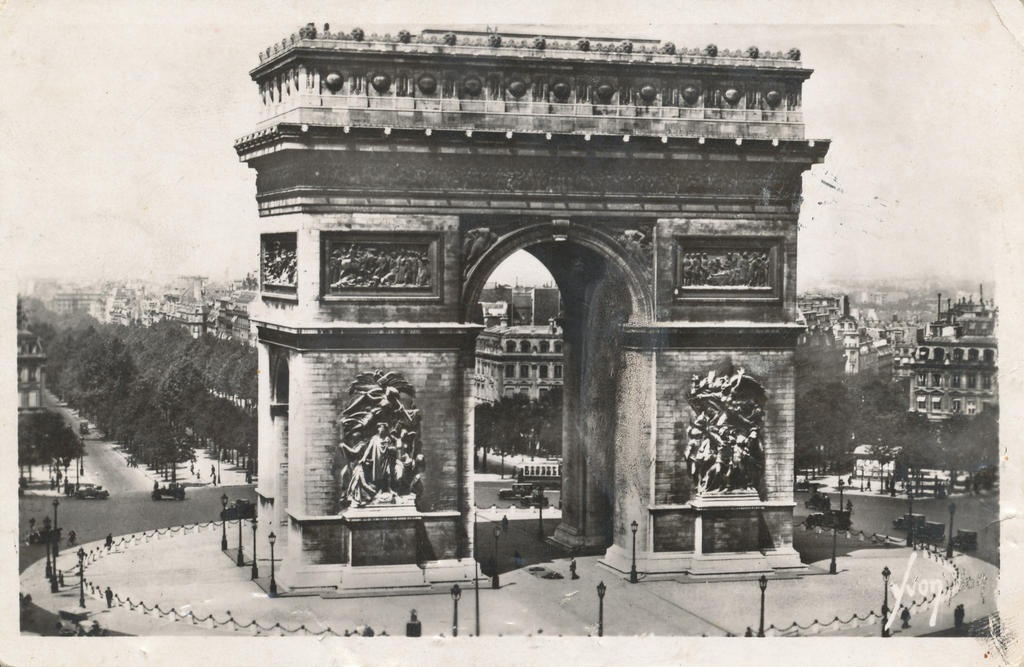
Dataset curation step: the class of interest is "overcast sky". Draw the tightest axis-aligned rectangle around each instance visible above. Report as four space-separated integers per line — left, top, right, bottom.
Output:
1 0 1022 291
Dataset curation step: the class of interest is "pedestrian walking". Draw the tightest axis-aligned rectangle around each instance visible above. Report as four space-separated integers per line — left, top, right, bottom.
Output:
105 587 113 608
501 515 509 533
954 604 965 629
58 571 64 587
900 606 911 629
105 533 113 550
569 557 579 580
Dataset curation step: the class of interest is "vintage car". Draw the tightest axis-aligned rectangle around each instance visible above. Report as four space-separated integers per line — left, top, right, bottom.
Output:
805 509 852 531
220 499 256 521
520 490 551 509
74 484 109 500
151 483 186 500
952 529 978 551
28 527 60 545
498 483 536 500
804 491 832 512
919 521 946 544
892 513 926 532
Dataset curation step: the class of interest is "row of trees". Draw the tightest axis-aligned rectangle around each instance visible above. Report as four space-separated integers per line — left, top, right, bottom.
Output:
21 299 257 481
795 358 998 488
474 390 563 471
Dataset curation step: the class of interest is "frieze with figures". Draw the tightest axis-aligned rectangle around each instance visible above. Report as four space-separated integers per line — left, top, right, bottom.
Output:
679 249 771 288
673 237 781 301
322 234 439 296
261 233 298 292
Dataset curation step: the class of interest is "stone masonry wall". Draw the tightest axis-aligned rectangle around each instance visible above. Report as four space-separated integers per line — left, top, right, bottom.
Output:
286 348 467 517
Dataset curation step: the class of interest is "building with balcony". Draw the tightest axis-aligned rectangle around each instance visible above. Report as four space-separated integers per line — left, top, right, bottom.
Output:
474 320 564 404
17 323 46 412
907 291 997 419
214 291 258 346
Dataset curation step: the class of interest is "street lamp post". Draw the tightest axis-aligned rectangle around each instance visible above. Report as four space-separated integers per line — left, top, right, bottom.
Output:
881 566 891 637
492 527 501 589
450 584 461 637
50 498 60 593
629 520 639 584
220 494 228 550
537 488 545 540
757 575 768 637
907 490 914 548
500 450 505 479
236 510 245 567
43 516 52 580
946 502 956 559
473 518 480 637
77 547 86 608
829 514 838 575
250 518 259 580
268 531 278 597
596 581 606 637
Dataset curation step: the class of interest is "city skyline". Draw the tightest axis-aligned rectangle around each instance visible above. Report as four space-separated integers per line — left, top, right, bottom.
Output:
1 3 1021 291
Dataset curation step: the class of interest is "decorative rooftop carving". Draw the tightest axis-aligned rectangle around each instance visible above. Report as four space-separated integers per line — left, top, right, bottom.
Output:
258 26 802 65
241 26 815 146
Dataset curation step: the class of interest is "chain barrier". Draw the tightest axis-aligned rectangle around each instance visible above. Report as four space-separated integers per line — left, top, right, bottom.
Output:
72 520 366 637
761 535 975 636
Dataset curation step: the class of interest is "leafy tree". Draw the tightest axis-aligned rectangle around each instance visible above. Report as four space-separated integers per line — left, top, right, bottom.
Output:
18 410 82 474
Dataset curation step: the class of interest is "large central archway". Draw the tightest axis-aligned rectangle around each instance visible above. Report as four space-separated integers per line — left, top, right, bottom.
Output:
463 220 654 554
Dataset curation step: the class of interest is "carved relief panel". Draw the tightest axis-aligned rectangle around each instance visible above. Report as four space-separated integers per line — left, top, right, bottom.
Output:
672 236 782 301
321 233 442 300
261 233 298 295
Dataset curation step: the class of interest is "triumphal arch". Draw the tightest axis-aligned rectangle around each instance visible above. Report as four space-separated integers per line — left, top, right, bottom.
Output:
236 26 829 591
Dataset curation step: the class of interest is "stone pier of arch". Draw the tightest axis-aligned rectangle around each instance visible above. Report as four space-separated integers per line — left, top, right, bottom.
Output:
235 27 830 591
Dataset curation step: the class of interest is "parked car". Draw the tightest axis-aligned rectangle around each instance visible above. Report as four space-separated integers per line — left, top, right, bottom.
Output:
952 529 978 551
498 483 536 500
220 499 256 521
152 483 186 501
74 484 109 500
